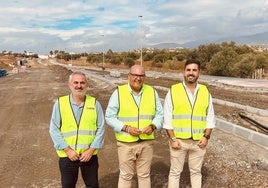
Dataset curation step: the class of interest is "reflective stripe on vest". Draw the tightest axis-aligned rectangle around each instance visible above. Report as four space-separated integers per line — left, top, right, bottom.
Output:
171 83 209 140
116 84 156 142
56 95 98 157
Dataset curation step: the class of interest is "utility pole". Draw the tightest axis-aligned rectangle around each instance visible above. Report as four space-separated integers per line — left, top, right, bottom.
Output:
101 34 105 70
138 15 143 66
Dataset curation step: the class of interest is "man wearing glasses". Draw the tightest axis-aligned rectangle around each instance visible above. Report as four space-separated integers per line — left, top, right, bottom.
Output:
105 64 163 188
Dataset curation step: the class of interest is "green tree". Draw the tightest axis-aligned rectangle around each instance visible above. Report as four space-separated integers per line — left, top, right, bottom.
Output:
234 44 254 55
256 53 268 69
122 51 138 59
106 49 114 60
176 53 186 61
143 51 157 61
152 53 165 67
208 47 239 76
232 54 256 78
196 43 221 70
110 55 121 65
124 57 135 67
87 54 101 64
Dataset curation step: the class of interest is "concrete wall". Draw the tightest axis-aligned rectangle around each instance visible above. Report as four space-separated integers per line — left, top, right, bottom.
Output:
214 99 268 117
216 118 268 150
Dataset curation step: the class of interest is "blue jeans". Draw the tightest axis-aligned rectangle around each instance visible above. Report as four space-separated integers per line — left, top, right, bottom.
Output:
59 155 99 188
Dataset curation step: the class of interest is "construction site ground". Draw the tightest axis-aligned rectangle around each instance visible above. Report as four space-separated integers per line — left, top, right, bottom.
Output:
0 58 267 188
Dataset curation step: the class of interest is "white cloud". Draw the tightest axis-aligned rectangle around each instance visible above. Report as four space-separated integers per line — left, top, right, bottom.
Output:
0 0 267 54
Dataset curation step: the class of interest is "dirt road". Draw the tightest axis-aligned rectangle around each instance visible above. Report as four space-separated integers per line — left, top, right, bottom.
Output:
0 60 267 188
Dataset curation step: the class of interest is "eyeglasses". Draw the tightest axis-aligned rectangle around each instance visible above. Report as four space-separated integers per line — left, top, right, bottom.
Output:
129 73 145 78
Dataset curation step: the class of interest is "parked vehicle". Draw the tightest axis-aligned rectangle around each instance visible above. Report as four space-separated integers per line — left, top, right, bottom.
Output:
0 69 7 77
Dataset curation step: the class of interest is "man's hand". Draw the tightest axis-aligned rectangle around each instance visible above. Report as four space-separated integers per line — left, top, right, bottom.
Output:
170 139 181 150
80 148 95 162
141 124 155 135
128 127 142 136
197 137 208 148
64 147 80 161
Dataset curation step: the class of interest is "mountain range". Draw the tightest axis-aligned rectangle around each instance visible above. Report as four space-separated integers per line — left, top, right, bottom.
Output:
151 31 268 49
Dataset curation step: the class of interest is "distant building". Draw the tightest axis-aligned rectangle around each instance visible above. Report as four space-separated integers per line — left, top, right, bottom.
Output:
38 54 49 59
26 51 35 56
250 44 268 53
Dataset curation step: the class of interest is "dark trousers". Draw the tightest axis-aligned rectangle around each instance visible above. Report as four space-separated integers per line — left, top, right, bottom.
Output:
59 155 99 188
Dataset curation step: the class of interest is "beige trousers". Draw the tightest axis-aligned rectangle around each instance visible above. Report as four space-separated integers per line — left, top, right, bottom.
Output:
117 140 154 188
168 139 206 188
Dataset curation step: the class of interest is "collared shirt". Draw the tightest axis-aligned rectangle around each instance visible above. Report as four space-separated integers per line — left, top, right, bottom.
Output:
105 83 164 132
49 94 105 150
163 81 216 130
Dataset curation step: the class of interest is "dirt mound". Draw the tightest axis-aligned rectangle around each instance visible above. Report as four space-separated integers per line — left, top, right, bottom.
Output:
0 55 17 70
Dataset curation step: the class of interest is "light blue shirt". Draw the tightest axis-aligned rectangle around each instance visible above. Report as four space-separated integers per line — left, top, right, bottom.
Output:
105 84 164 132
49 94 105 150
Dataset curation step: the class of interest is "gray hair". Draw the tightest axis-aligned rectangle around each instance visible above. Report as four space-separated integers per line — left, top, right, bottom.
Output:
68 71 87 83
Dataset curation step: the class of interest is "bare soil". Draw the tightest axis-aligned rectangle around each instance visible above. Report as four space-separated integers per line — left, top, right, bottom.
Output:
0 59 267 188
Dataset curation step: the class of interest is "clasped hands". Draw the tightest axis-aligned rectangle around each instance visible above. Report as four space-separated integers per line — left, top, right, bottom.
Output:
123 124 155 136
64 147 94 162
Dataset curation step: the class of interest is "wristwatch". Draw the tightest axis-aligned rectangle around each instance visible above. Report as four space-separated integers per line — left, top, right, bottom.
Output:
170 137 177 142
150 124 156 130
203 134 210 139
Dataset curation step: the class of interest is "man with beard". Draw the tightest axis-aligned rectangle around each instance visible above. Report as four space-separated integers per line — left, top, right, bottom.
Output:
163 59 215 188
49 71 105 188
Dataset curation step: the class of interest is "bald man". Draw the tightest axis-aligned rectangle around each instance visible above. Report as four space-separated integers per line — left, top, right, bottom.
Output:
105 65 164 188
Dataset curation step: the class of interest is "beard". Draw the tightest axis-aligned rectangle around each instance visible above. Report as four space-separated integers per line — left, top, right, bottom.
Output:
73 88 87 97
185 75 198 84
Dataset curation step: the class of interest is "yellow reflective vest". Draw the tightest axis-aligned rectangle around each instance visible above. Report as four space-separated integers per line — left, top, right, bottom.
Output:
116 84 156 142
171 83 209 140
56 95 98 157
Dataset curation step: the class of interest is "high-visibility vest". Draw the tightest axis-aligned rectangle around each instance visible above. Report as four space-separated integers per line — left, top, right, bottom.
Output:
116 84 156 142
171 83 209 140
56 95 98 157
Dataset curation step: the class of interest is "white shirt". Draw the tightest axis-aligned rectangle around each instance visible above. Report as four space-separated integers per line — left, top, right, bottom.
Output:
163 82 216 130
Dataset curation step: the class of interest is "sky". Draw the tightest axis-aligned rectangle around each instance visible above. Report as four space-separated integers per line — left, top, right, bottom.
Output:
1 0 268 54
